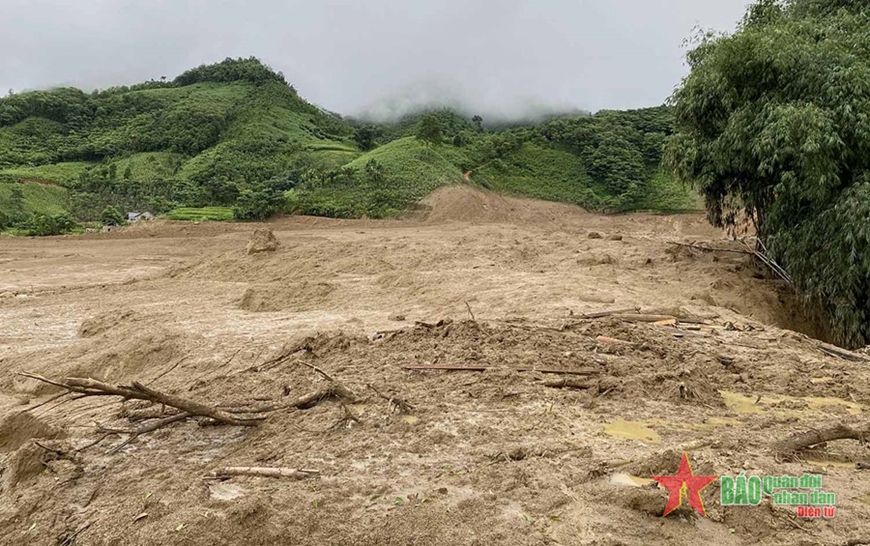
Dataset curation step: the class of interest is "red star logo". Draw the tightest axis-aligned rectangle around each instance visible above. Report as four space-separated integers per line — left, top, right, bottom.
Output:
652 452 718 517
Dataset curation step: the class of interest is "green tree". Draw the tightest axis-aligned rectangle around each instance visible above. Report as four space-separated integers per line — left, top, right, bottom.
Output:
27 213 77 236
365 158 385 185
99 206 125 226
353 126 379 151
667 0 870 347
232 187 285 221
472 115 484 132
416 114 443 149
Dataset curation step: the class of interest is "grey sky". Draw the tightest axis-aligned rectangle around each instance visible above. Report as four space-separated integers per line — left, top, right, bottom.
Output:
0 0 749 119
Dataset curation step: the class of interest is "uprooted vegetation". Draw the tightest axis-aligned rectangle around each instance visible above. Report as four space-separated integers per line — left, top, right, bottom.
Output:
2 188 870 545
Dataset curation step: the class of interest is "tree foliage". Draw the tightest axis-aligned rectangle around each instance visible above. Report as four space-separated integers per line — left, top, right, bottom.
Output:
667 0 870 347
99 205 125 226
173 57 288 87
416 114 444 148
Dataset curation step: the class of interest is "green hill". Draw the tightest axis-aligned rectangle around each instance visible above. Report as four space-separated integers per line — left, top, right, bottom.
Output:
0 57 698 233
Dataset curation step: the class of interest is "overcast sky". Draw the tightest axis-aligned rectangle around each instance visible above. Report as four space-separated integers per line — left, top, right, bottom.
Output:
0 0 749 119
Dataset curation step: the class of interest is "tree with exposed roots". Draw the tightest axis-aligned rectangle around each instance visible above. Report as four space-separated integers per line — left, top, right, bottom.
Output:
667 0 870 348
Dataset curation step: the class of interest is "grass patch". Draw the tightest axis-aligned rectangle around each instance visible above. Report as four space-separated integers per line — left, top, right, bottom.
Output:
167 206 234 221
294 138 464 218
630 170 702 213
473 143 605 207
0 181 69 216
0 162 93 185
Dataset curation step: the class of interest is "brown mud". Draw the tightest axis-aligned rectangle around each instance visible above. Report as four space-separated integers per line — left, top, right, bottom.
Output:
1 186 868 545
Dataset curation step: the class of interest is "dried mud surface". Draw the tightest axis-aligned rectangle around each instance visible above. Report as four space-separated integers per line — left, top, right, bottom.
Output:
1 186 869 546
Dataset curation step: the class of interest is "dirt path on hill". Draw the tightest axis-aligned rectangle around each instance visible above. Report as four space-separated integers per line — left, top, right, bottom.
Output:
0 186 867 546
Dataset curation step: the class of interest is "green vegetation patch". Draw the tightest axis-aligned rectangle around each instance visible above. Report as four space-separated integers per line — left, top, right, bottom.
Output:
0 181 69 216
167 206 234 221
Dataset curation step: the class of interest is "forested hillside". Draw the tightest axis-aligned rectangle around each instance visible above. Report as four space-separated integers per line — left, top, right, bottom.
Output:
0 57 696 233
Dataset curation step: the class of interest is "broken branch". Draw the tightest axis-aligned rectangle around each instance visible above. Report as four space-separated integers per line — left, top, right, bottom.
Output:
367 383 414 413
18 373 263 427
100 413 192 453
774 423 870 458
579 307 639 319
207 467 320 480
542 378 596 390
610 314 678 323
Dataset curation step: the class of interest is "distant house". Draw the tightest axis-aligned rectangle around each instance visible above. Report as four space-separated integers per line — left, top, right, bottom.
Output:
127 211 155 222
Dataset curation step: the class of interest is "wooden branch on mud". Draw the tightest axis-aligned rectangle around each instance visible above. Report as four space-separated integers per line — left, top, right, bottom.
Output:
207 467 321 480
668 242 754 255
669 241 793 283
542 378 596 390
219 388 336 414
818 343 870 363
610 314 678 323
367 383 414 413
774 423 870 458
18 372 263 427
224 372 359 415
579 308 639 320
465 300 477 322
403 365 600 376
99 413 191 453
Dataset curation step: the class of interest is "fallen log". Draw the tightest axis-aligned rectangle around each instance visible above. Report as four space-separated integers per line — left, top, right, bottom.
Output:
207 467 321 480
402 365 600 376
818 343 870 363
18 373 263 427
611 314 678 323
774 423 870 458
579 308 639 320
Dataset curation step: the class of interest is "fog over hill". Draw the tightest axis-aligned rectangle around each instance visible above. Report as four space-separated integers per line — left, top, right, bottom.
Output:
1 0 748 119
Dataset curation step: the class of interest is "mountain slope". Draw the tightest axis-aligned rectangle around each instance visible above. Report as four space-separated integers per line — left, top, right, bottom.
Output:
0 57 698 229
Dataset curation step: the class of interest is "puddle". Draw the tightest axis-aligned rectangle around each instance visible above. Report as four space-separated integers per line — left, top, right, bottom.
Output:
720 391 861 416
645 417 741 431
804 397 862 414
610 473 654 487
720 391 764 414
604 419 660 444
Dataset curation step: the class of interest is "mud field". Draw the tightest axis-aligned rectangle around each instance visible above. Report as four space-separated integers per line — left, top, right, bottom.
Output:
1 186 869 546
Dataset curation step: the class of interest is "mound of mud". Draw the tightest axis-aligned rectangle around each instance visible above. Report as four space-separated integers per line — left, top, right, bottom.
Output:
78 309 137 338
420 185 586 224
0 414 63 452
1 443 44 493
6 316 183 394
245 228 279 255
239 282 335 312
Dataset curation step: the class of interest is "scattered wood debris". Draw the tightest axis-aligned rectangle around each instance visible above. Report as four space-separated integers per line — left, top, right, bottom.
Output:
207 467 320 480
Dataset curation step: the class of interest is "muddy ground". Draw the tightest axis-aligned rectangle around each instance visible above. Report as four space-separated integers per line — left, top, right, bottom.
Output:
1 186 869 545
